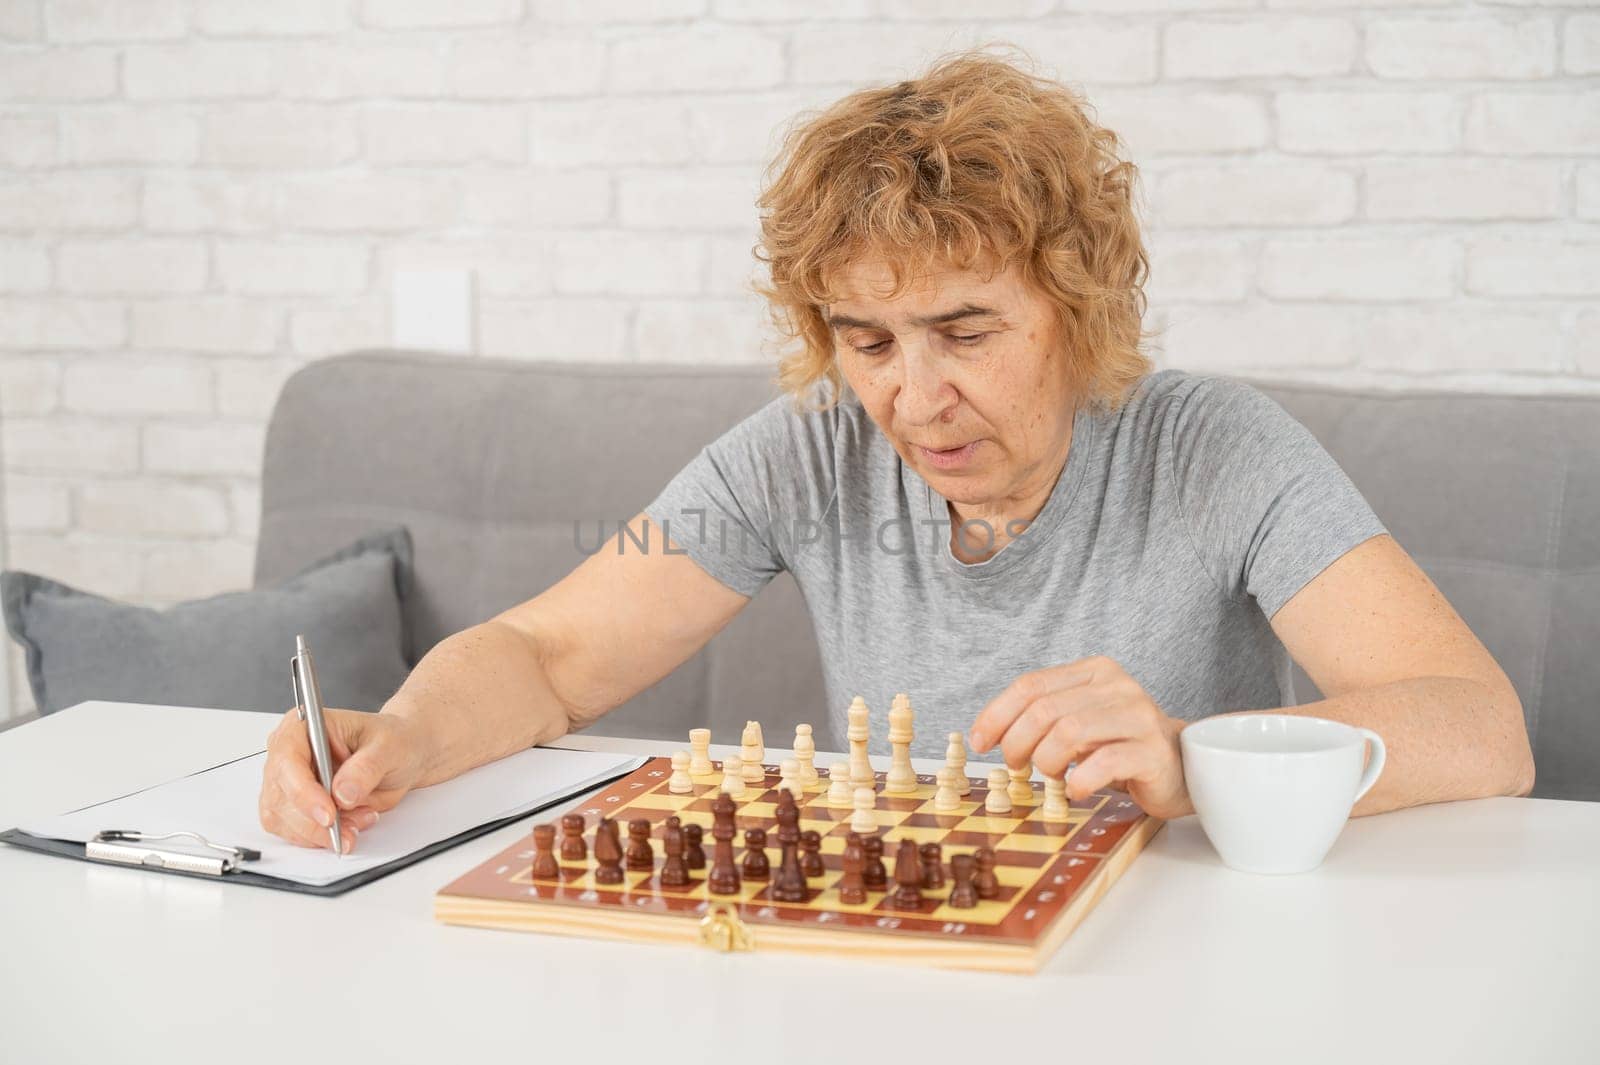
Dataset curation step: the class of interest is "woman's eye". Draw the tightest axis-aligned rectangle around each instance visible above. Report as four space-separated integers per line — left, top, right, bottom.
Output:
950 333 985 345
853 340 891 355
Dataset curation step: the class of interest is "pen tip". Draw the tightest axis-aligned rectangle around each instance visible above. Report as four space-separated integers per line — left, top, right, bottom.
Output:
296 633 308 653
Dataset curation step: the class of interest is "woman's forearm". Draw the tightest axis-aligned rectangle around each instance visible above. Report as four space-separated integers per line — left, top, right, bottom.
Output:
378 619 574 787
1255 675 1535 816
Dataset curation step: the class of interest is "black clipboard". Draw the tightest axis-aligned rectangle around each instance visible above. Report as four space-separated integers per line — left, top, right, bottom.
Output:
0 756 641 897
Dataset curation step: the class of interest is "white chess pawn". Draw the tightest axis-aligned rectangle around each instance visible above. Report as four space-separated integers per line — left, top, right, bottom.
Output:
741 720 766 783
793 724 819 787
851 786 877 834
934 765 961 812
946 731 971 795
1008 764 1034 804
985 768 1013 814
826 760 852 805
688 728 713 775
778 759 802 798
720 755 747 798
1042 776 1070 820
668 750 694 794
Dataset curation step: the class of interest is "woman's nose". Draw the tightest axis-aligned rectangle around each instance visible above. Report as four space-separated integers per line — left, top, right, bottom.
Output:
893 347 956 426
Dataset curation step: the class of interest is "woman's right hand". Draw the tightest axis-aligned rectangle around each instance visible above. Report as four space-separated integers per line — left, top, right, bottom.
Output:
258 707 430 852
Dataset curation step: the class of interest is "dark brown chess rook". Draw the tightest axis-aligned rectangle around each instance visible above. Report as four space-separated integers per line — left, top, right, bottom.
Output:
919 842 945 890
708 792 740 895
742 827 771 880
862 834 887 890
947 853 978 909
593 817 624 885
530 823 560 879
559 813 587 861
890 837 924 909
973 846 1000 900
799 829 824 878
625 819 654 871
683 823 706 870
838 832 867 905
770 839 807 902
659 817 689 887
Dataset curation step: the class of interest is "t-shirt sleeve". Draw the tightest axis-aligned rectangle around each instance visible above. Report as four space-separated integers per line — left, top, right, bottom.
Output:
1169 376 1389 620
643 394 839 599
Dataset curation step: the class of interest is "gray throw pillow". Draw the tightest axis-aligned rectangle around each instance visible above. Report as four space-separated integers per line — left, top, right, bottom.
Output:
2 527 413 716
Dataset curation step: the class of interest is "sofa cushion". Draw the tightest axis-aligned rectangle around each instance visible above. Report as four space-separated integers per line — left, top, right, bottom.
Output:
2 527 413 716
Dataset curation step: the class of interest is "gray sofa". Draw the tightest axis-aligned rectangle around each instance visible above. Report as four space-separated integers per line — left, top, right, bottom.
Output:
257 351 1598 802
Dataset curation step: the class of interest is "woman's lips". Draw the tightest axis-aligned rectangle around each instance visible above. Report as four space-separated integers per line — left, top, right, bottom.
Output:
915 441 980 471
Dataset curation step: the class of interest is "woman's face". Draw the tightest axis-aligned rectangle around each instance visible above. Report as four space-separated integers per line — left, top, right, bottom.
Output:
827 255 1077 513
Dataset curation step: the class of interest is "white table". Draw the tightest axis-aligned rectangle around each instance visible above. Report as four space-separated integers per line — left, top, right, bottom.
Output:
2 702 1596 1063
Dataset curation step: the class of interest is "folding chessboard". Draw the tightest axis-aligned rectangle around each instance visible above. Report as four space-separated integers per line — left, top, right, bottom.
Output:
435 757 1162 973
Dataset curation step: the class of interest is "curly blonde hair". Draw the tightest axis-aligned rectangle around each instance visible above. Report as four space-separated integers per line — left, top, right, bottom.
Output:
753 46 1155 413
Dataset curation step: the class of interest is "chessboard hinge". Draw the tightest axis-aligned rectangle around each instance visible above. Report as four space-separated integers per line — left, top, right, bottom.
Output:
698 903 755 953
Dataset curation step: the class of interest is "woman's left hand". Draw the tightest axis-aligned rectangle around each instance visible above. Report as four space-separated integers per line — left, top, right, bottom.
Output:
968 655 1194 819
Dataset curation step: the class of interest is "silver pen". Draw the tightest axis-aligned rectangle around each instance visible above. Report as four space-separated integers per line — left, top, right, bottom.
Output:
290 634 344 858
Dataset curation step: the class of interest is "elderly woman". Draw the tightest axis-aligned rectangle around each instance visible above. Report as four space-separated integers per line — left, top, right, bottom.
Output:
258 52 1533 852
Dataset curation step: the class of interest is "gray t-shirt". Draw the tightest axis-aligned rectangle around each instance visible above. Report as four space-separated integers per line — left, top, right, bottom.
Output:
645 368 1387 759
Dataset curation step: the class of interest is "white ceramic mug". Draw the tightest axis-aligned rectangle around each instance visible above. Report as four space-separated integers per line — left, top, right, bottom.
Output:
1179 714 1386 875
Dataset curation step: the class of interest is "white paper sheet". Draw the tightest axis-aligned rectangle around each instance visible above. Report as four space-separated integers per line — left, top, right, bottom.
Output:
18 745 644 887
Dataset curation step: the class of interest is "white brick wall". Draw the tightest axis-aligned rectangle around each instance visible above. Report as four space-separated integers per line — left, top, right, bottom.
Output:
1 2 1597 719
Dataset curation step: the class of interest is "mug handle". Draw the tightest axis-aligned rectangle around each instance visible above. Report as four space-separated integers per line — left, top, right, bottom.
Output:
1353 728 1387 802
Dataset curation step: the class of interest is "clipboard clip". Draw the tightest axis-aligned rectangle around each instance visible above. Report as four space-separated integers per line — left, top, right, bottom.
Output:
87 830 262 877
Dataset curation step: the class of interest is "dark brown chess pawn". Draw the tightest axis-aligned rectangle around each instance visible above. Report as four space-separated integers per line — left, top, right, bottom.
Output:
890 837 923 909
708 792 741 895
625 819 654 871
838 832 867 905
530 823 560 879
770 839 807 902
973 846 999 900
593 817 624 885
659 817 689 887
919 842 945 890
862 834 887 890
559 813 587 861
798 829 824 878
742 827 771 880
947 853 978 909
683 824 706 870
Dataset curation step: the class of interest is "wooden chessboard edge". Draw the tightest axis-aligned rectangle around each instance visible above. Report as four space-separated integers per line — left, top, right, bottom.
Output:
433 893 1043 974
1034 813 1166 963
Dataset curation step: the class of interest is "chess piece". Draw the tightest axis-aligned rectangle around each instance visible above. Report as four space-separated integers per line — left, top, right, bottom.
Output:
838 832 867 904
973 846 1000 900
1042 775 1070 820
774 789 800 849
593 817 624 885
668 750 694 794
799 829 824 878
659 816 689 887
741 720 765 783
885 693 916 793
919 842 945 890
778 759 802 798
720 755 747 798
683 823 706 870
890 837 923 909
847 696 873 790
985 768 1013 814
862 835 887 890
708 793 740 895
559 813 587 861
946 731 971 796
851 786 877 834
741 827 770 880
948 853 978 908
625 819 654 871
530 822 559 879
934 765 961 812
1008 763 1034 804
688 728 713 775
771 837 807 902
826 760 853 805
793 724 819 787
